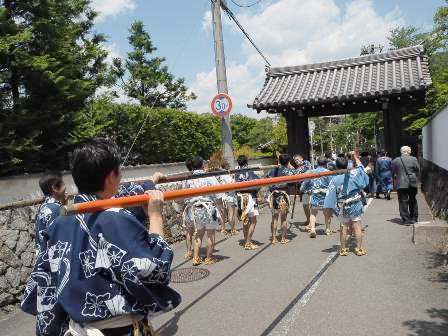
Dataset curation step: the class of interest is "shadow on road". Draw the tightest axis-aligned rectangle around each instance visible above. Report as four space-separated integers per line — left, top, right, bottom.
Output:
387 217 410 226
171 232 240 271
425 252 448 289
403 308 448 336
157 242 272 335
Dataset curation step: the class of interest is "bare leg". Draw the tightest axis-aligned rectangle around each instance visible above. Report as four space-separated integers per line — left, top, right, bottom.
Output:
246 216 257 245
303 203 311 227
340 224 349 250
309 208 318 237
205 229 215 259
352 220 363 249
243 221 249 242
324 209 332 234
280 210 288 242
216 199 226 233
193 228 205 262
185 226 195 258
228 205 236 234
271 213 279 243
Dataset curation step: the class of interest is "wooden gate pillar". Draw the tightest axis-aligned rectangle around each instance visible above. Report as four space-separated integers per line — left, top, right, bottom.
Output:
383 102 402 158
284 110 310 160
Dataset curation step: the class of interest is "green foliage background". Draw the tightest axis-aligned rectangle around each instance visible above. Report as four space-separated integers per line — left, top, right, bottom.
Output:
0 0 446 176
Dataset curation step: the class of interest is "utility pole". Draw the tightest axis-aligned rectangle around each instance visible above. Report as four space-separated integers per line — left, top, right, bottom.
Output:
211 0 234 166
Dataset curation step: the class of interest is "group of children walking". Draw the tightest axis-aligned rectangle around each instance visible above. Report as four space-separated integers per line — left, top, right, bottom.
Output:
182 149 370 266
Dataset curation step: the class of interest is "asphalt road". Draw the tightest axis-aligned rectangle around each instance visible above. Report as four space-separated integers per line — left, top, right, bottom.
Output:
1 193 447 336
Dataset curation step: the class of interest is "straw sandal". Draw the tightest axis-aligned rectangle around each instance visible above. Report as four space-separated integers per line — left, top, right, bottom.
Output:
220 229 228 237
355 248 367 256
339 248 349 256
204 257 217 265
280 238 290 245
192 257 203 266
244 242 258 250
271 237 279 245
230 229 238 236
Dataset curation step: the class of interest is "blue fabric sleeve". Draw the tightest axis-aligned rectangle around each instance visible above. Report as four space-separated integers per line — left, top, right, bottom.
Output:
140 181 156 191
267 169 276 178
353 166 369 189
248 171 259 180
300 179 311 192
324 179 338 213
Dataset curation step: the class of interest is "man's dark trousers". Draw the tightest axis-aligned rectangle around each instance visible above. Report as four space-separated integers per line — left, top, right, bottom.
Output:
397 187 418 222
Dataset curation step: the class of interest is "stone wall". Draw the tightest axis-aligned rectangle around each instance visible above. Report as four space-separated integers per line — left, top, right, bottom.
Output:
0 206 38 313
422 159 448 220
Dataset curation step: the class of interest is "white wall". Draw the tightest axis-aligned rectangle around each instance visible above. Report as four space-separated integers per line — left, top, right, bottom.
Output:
0 157 273 203
422 104 448 170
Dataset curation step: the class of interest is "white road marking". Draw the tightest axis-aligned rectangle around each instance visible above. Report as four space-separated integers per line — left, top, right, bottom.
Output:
269 252 338 336
269 197 375 335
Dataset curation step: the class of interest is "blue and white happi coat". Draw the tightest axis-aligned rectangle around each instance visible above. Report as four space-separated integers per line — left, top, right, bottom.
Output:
267 166 297 192
21 194 181 336
183 170 220 228
35 197 62 252
300 166 332 208
116 181 156 224
297 160 312 174
324 166 369 219
216 174 236 204
375 156 393 193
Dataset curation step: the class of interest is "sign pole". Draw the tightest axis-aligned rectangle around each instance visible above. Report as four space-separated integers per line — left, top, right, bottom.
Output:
211 0 234 166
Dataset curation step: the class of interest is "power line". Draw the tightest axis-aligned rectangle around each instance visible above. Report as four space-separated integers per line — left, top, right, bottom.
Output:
230 0 263 7
219 1 271 67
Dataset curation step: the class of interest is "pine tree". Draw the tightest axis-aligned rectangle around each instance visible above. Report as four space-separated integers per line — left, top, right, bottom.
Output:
0 0 110 175
112 21 196 109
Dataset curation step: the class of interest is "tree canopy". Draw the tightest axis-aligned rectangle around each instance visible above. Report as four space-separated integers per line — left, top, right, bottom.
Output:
111 21 196 110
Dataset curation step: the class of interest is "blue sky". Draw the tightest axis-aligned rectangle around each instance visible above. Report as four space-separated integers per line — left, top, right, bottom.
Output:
92 0 444 117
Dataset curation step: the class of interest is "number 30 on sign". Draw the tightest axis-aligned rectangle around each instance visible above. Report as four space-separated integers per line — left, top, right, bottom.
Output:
211 93 233 118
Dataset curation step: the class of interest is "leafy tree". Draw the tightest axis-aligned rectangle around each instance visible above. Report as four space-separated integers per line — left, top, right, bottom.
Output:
71 100 221 164
271 116 287 150
230 114 257 148
248 117 274 150
0 0 110 176
387 26 428 49
387 1 448 131
112 21 196 109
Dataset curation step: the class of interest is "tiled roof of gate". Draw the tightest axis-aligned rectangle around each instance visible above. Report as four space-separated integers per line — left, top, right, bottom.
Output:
250 45 431 110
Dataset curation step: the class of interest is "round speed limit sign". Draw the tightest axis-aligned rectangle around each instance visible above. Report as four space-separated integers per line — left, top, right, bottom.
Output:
211 93 233 118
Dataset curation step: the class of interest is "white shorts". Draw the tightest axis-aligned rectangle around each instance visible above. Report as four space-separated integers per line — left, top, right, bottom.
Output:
237 193 259 218
302 193 310 205
338 216 362 224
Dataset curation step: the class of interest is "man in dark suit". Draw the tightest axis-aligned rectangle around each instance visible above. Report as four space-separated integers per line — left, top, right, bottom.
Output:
391 146 420 224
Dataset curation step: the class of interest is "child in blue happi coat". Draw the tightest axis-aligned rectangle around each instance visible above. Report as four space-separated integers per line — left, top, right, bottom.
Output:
300 157 333 238
324 151 369 256
235 155 260 250
267 154 297 245
35 172 66 253
183 156 221 266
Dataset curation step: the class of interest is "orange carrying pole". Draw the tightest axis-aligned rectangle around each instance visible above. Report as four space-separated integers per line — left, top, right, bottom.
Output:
61 169 348 215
